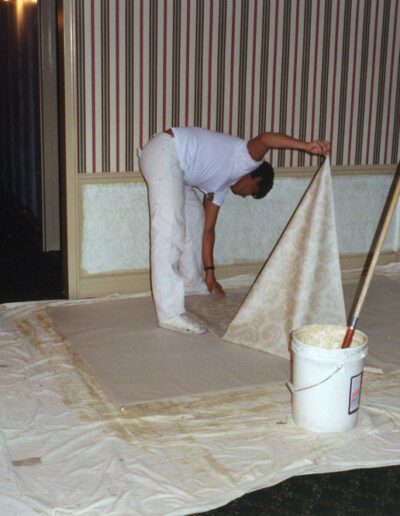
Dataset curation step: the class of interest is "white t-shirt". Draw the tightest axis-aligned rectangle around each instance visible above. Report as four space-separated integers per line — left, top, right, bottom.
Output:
171 127 262 206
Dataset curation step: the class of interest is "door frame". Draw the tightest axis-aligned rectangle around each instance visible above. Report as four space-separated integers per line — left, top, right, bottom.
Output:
39 0 61 251
57 0 79 297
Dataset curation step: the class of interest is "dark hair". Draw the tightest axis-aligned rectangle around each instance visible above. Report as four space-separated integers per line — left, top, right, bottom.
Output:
251 161 274 199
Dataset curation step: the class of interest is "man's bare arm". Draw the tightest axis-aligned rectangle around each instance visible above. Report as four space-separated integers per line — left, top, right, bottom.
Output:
247 132 331 161
202 196 224 296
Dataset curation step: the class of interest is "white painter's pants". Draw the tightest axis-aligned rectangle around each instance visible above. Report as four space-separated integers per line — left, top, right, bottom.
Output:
139 133 207 322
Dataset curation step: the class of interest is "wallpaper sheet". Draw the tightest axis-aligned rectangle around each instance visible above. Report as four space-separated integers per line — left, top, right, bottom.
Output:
223 159 346 359
75 0 400 174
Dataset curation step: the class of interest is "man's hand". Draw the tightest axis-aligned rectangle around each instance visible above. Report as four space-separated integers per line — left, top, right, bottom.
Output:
205 270 225 296
304 140 330 156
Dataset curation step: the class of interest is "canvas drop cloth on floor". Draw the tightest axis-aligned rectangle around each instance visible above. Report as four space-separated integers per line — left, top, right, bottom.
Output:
1 270 400 515
46 296 289 405
45 275 400 408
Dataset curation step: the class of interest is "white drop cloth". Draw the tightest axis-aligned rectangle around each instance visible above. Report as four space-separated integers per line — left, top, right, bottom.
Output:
0 271 400 514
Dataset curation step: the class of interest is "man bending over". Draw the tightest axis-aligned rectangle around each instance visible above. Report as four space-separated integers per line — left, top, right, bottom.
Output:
139 127 330 335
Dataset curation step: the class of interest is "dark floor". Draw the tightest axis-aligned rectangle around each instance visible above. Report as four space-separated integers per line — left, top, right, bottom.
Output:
1 193 400 515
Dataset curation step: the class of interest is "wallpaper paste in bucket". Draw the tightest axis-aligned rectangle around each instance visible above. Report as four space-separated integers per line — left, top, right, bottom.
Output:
288 324 368 433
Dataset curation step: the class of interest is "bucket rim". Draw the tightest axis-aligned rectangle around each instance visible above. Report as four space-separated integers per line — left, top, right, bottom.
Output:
292 323 368 344
291 324 368 359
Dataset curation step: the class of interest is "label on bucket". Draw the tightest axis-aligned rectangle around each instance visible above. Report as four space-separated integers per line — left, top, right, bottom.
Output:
348 373 363 414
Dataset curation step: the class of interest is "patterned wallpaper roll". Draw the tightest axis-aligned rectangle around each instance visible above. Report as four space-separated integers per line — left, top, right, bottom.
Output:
75 0 400 174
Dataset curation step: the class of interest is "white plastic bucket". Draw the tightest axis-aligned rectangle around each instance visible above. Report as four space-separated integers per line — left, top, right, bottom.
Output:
288 324 368 433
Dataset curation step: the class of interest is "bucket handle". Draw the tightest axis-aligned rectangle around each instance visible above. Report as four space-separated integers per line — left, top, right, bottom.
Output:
286 363 343 393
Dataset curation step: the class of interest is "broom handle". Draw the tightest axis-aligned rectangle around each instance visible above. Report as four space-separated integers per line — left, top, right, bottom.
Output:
342 166 400 348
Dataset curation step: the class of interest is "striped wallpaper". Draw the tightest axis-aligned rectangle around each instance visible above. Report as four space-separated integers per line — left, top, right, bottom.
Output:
75 0 400 173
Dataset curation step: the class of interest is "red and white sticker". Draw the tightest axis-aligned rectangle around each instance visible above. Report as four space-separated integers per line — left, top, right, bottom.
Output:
348 372 363 414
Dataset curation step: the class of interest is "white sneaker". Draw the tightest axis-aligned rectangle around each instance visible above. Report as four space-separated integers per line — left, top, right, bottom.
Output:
158 313 206 335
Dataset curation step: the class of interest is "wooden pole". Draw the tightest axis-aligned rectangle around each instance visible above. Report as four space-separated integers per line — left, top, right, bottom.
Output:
342 164 400 348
